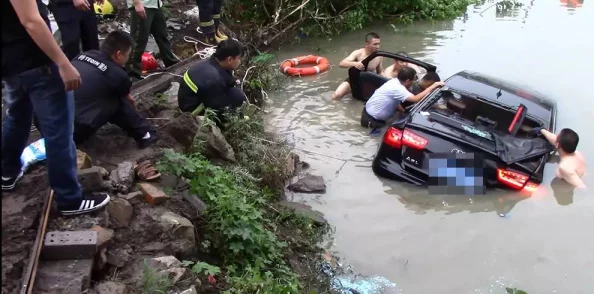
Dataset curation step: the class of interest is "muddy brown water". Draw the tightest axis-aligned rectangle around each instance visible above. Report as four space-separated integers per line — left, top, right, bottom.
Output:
267 0 594 293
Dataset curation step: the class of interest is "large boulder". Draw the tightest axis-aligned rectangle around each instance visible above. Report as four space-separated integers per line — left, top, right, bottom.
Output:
287 174 326 193
127 206 196 257
195 116 236 162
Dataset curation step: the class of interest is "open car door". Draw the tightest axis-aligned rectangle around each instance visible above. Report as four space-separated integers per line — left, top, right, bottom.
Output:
350 51 438 102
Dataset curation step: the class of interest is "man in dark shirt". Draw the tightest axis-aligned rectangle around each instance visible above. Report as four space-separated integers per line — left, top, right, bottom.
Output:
178 39 246 121
48 0 100 61
71 30 158 148
2 0 110 215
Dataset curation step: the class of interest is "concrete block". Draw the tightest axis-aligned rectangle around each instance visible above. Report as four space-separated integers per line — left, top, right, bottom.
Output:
41 231 98 260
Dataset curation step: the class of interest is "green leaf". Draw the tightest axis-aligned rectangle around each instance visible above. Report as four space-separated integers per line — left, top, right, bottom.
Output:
229 242 244 253
181 260 194 267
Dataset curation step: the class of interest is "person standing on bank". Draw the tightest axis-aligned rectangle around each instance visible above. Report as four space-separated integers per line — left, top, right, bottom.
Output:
195 0 229 45
48 0 100 61
2 0 111 215
126 0 180 80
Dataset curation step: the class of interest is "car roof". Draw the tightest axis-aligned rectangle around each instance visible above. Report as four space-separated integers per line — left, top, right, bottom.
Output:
444 70 557 124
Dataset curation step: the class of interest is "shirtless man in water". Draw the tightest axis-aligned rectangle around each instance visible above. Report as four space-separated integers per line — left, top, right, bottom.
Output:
533 127 587 188
382 51 426 79
332 32 383 100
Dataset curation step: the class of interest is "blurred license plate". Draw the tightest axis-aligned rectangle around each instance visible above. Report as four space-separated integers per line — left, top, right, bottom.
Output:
428 153 485 195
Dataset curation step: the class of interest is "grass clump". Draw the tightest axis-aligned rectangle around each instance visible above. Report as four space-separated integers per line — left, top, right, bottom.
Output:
158 137 329 293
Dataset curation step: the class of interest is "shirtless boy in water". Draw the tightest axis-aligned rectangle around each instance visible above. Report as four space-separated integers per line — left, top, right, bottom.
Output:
533 127 587 188
332 33 383 100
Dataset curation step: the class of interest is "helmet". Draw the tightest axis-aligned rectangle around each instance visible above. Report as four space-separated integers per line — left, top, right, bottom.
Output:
94 0 114 16
141 52 158 72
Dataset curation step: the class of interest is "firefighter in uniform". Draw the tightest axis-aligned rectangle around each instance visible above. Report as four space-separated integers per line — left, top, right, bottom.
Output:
196 0 229 45
178 39 245 121
72 31 158 148
49 0 100 61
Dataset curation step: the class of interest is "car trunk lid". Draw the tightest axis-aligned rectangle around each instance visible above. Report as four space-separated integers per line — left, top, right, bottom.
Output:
387 111 548 191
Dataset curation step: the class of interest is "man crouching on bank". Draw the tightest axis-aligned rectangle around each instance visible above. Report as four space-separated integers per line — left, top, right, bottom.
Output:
178 39 247 124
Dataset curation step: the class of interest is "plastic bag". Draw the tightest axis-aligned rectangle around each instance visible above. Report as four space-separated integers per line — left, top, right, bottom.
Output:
20 138 46 173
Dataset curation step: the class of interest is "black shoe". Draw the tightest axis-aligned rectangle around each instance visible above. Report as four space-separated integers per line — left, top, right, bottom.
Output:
58 192 111 216
2 170 24 191
138 131 159 149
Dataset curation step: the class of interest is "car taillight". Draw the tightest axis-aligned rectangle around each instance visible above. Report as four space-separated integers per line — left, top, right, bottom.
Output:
497 168 539 192
383 128 428 150
402 130 428 150
384 127 403 148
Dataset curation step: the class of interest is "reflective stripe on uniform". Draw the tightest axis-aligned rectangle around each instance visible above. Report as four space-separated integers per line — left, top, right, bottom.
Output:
200 20 215 27
212 14 221 19
183 71 198 93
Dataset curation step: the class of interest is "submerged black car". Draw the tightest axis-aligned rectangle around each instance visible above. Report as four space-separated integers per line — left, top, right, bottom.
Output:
351 51 557 194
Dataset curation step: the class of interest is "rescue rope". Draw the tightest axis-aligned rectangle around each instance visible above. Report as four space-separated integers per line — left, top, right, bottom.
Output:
183 36 217 59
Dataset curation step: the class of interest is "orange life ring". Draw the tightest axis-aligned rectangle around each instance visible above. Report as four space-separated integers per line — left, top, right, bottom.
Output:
280 55 330 77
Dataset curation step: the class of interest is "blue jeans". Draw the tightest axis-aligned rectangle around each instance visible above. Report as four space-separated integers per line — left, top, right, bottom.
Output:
2 64 81 206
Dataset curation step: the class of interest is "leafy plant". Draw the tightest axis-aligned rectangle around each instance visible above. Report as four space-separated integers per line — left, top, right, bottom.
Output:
158 149 300 291
142 260 173 294
183 260 222 276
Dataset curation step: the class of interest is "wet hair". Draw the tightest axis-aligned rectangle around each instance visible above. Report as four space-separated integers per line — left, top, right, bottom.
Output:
213 39 244 61
422 72 441 83
365 32 380 43
557 128 579 153
100 30 133 56
397 67 417 83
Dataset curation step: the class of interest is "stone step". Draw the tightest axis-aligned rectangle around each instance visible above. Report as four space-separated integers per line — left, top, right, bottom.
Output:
33 258 94 294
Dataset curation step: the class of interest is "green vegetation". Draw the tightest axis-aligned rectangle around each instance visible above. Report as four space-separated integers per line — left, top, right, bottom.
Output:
158 109 330 293
225 0 478 43
141 260 173 294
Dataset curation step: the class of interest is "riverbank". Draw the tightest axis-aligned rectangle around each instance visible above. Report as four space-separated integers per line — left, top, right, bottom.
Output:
1 0 492 292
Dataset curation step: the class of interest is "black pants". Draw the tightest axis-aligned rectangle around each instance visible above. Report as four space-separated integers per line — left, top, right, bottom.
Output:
196 0 223 36
34 99 152 145
360 106 386 129
127 7 179 77
50 3 99 61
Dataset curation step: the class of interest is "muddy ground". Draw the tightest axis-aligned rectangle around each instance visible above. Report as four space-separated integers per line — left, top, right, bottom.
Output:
1 3 328 292
1 3 209 291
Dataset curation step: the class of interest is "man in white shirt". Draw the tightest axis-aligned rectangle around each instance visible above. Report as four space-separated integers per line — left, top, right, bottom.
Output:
361 67 444 128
